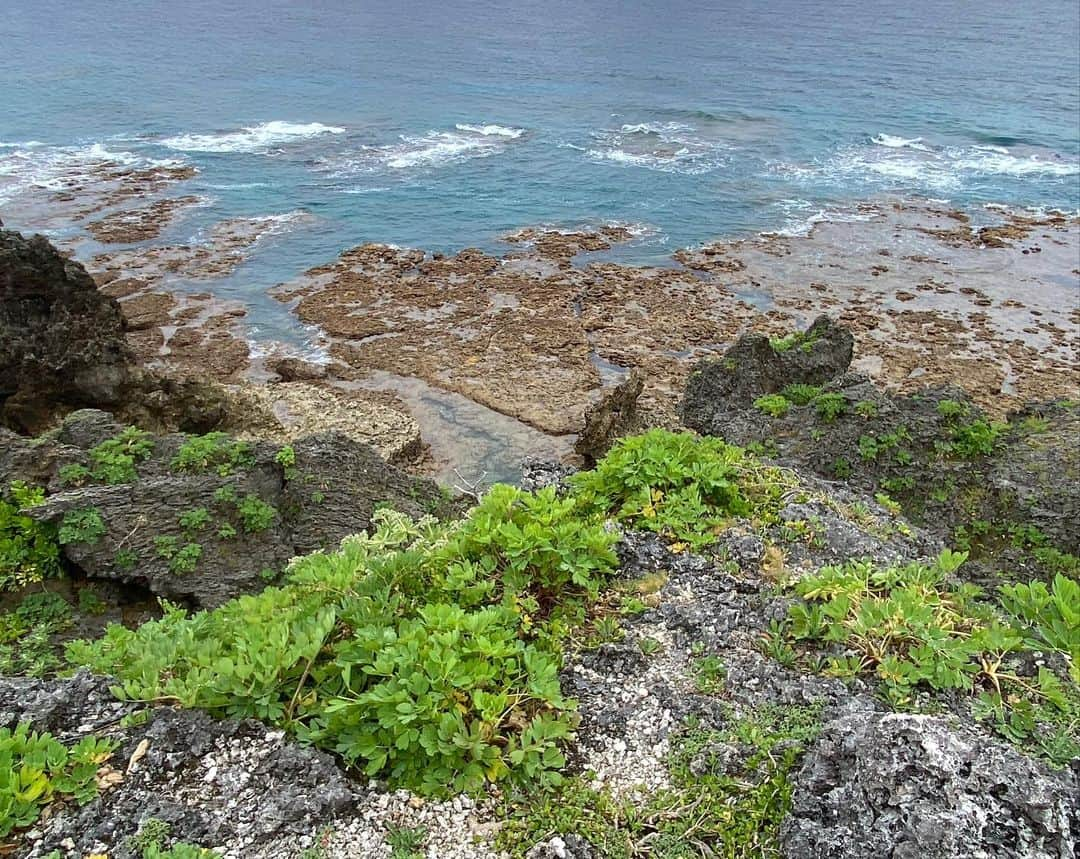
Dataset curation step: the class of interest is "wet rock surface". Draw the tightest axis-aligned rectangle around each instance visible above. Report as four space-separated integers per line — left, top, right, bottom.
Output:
782 711 1080 859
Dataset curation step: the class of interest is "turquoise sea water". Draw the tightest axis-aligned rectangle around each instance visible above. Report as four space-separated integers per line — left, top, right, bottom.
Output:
2 0 1078 281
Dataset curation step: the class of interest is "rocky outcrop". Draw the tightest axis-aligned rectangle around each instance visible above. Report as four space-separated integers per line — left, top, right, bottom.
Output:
782 711 1080 859
681 315 853 427
0 230 133 430
1 673 358 859
0 228 229 434
679 317 1079 568
574 368 645 464
3 410 450 608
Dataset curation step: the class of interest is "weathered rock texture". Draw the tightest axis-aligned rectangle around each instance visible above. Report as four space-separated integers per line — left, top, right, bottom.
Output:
782 711 1080 859
574 367 646 463
680 317 1080 566
0 228 229 434
2 410 450 608
1 673 358 859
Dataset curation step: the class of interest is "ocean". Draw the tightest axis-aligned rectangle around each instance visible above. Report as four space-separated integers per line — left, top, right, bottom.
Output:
2 0 1078 335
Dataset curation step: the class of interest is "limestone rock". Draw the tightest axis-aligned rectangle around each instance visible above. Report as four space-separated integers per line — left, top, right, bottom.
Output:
782 711 1079 859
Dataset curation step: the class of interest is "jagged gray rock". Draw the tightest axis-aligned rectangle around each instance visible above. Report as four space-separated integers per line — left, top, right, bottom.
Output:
2 675 358 859
681 314 853 431
782 711 1080 859
0 228 228 434
4 410 449 608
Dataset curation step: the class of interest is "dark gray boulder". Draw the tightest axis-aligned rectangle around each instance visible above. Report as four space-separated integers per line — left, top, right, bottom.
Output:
5 411 449 608
782 711 1080 859
0 228 228 435
681 314 853 432
1 674 358 859
0 229 132 431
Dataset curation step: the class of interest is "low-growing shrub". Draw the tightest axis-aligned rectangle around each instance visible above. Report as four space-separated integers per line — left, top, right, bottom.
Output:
1 483 61 592
780 384 821 406
69 498 619 796
813 392 846 422
172 433 254 476
570 430 769 548
58 508 106 547
0 723 116 838
88 427 155 484
753 394 790 418
236 495 276 533
782 551 1079 766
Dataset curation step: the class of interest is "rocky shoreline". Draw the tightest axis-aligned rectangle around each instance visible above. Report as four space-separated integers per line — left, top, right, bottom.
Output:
1 211 1077 858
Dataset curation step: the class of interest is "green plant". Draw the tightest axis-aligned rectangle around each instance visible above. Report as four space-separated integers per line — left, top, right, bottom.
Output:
813 392 846 422
780 384 821 406
78 586 108 615
694 655 726 694
998 575 1079 675
831 457 852 479
753 394 790 418
783 553 1079 765
169 543 202 575
58 463 91 487
0 592 72 677
68 500 616 796
1 482 61 592
936 399 968 421
0 723 117 838
311 491 326 505
275 445 298 480
570 430 792 550
58 508 106 546
498 704 821 858
950 419 1005 458
217 523 238 540
154 536 179 560
769 326 822 354
172 432 254 477
854 400 878 419
213 485 238 505
87 427 155 484
858 434 879 461
386 825 426 859
637 636 661 656
178 508 211 535
236 495 277 533
115 548 138 571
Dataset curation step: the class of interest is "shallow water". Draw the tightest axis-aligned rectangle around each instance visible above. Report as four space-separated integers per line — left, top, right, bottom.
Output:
2 0 1077 271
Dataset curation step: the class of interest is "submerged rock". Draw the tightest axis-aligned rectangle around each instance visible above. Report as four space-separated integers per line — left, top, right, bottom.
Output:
782 711 1080 859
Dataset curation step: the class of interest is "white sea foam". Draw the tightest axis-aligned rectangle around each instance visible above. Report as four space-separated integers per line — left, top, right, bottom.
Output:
321 124 525 176
774 137 1079 193
0 142 187 203
454 123 525 138
765 199 879 237
871 133 931 151
619 122 694 135
160 121 345 153
201 182 272 190
583 120 730 175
